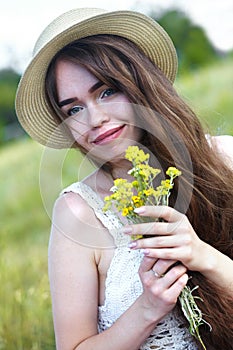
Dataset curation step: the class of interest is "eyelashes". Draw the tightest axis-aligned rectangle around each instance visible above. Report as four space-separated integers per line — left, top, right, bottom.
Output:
68 105 84 116
66 87 118 117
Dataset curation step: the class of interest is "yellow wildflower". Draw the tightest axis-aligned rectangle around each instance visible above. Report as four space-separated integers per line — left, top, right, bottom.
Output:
166 167 182 178
143 188 154 196
132 196 140 203
132 180 139 188
103 146 181 220
125 145 150 164
132 196 144 208
122 208 129 216
161 179 173 190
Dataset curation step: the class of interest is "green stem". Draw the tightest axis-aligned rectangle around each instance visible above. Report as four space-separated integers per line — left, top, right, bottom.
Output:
179 286 210 350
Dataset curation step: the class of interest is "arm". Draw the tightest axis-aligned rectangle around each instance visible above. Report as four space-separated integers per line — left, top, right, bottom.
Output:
48 193 99 349
49 192 188 350
210 134 233 169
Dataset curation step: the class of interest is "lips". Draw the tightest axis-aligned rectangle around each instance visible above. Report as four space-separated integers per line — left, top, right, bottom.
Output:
92 125 125 145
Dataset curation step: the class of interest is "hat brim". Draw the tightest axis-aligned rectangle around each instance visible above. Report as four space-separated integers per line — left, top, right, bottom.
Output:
15 9 178 148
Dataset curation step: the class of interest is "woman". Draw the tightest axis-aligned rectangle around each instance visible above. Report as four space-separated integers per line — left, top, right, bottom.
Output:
16 8 233 350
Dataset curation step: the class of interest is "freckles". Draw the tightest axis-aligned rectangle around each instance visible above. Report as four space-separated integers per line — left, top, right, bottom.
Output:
66 118 88 137
66 123 86 145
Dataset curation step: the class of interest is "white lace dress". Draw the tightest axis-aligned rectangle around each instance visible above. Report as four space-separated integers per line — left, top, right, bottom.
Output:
62 182 198 350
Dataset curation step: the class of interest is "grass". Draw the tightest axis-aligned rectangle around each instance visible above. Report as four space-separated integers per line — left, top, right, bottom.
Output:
0 139 93 349
175 57 233 135
0 58 232 349
0 140 54 349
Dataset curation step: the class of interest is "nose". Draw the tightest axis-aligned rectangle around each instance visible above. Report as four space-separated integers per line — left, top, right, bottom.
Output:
87 103 110 128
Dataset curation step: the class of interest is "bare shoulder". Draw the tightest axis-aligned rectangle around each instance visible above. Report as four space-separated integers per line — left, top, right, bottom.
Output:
53 190 95 221
51 189 114 251
210 135 233 169
49 191 98 259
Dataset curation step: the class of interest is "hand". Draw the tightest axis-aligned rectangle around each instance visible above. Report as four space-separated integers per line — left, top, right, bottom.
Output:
124 205 208 272
138 256 188 322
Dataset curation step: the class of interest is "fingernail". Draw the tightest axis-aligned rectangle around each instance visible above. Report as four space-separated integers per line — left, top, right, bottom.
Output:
128 241 137 249
122 227 133 234
141 249 150 255
134 207 145 214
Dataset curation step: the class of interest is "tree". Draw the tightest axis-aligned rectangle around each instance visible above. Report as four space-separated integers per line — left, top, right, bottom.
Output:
0 69 25 143
150 9 218 73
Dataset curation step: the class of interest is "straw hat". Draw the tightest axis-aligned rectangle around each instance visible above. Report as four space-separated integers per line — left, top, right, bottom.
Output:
15 8 178 148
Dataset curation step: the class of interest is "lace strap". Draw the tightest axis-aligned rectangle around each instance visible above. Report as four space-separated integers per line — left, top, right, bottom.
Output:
61 182 104 211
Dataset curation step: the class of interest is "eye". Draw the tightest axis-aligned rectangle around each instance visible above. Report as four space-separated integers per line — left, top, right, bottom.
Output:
101 88 117 99
67 105 84 116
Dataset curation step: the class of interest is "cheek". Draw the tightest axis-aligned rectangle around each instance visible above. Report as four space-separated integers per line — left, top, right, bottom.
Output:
65 117 88 137
111 99 135 123
64 119 89 150
108 94 133 117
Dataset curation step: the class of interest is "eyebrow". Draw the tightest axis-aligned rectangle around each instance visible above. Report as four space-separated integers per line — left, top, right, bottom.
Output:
89 81 104 93
58 81 104 108
58 98 75 108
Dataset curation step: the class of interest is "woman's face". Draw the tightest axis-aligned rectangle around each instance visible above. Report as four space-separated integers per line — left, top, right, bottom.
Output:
55 59 142 163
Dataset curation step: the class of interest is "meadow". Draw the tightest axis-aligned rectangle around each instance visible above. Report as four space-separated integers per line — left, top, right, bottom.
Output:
0 58 232 349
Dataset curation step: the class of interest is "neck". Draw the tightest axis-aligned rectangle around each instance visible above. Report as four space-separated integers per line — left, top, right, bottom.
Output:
108 159 133 181
95 159 133 197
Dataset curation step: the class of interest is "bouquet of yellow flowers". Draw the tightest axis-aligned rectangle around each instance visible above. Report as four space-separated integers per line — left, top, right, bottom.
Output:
103 145 210 349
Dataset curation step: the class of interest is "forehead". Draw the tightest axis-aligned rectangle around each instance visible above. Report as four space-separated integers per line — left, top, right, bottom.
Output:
55 59 100 97
55 59 96 82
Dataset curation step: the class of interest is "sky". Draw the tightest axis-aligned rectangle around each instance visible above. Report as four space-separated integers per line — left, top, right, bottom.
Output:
0 0 233 73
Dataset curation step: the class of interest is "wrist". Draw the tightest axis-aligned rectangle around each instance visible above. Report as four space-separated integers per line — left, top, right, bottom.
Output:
137 294 164 327
197 243 232 292
197 242 219 274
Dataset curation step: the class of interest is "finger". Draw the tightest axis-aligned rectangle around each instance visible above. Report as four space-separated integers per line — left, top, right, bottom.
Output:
123 221 177 237
138 256 157 274
144 247 187 263
128 235 179 250
160 264 187 288
134 206 185 223
165 273 189 301
123 216 186 238
152 259 177 277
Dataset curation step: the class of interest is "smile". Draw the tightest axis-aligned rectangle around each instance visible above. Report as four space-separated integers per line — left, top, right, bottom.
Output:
92 125 125 145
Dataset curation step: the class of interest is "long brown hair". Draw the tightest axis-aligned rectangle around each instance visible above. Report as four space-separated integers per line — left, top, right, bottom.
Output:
46 35 233 349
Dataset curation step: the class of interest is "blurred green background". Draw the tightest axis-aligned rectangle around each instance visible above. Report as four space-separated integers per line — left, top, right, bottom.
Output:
0 7 232 349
